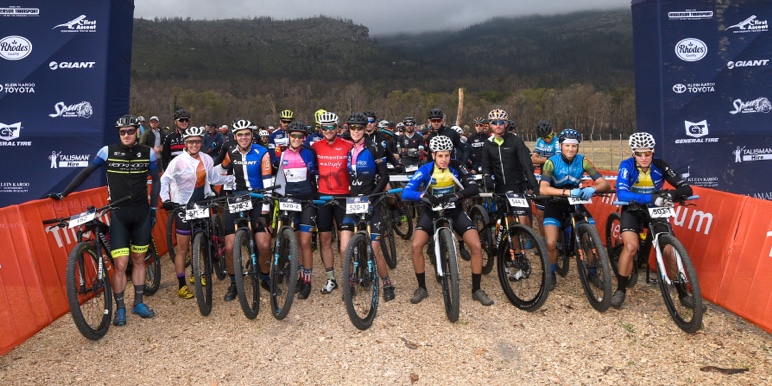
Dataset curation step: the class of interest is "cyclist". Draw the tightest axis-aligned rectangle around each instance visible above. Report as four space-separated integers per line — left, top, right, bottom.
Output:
218 118 274 301
275 122 319 299
46 115 160 325
312 112 355 295
162 109 191 170
612 132 695 309
402 135 494 306
160 126 234 299
258 129 270 147
424 108 470 168
467 117 488 174
269 109 294 171
398 116 424 171
538 128 611 291
531 120 561 238
345 114 396 301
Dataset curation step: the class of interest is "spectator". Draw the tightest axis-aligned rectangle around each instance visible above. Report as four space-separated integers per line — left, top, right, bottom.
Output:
139 115 168 170
202 123 224 157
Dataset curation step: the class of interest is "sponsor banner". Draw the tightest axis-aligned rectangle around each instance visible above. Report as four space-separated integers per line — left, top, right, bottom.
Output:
0 6 40 17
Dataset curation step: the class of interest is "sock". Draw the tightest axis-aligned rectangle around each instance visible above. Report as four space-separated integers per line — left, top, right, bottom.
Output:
416 272 426 290
133 285 144 306
297 265 304 280
326 267 335 281
472 273 481 293
588 267 597 277
114 291 125 310
230 274 236 285
617 275 629 293
382 275 392 287
177 273 186 289
260 272 270 282
551 264 556 274
303 268 313 283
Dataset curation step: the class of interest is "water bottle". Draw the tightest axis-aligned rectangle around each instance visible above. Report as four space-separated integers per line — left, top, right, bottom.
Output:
495 219 502 246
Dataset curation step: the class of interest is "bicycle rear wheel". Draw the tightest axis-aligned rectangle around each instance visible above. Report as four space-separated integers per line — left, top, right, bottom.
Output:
192 231 213 316
555 225 571 277
271 226 298 320
438 228 460 322
392 202 414 240
143 238 161 295
576 223 612 312
657 234 703 333
233 228 260 319
212 213 227 280
497 225 550 311
469 205 495 275
66 242 113 340
342 232 379 330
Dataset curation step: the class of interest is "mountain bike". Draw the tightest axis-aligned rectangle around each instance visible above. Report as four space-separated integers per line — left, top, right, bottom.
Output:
535 194 613 312
231 186 279 319
379 198 399 269
334 188 402 330
609 195 704 333
421 196 464 322
390 164 419 241
42 196 161 340
167 205 226 280
476 192 550 311
468 183 498 275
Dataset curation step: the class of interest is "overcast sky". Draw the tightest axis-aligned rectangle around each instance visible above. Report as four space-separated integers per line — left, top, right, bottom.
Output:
134 0 628 35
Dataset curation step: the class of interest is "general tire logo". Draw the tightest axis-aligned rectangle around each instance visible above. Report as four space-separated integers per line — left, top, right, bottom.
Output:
0 35 31 61
675 38 707 62
0 122 22 141
685 120 708 138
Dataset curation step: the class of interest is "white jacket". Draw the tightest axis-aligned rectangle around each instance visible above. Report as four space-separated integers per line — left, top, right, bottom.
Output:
160 151 234 204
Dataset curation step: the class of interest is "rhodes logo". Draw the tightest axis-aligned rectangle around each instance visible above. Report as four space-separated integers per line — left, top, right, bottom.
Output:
53 15 96 33
0 35 31 61
727 15 768 33
49 101 93 119
729 97 772 115
675 38 707 62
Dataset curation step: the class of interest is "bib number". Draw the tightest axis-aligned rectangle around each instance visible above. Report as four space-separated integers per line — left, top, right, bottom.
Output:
69 208 96 229
228 194 253 213
185 204 209 220
568 197 592 205
346 197 369 214
506 193 529 208
648 206 675 219
279 198 302 212
405 164 418 173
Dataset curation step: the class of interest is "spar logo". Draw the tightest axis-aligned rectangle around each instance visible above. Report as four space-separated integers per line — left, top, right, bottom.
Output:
48 151 90 168
674 38 707 62
727 59 769 69
0 121 31 146
53 15 96 33
0 35 31 61
675 120 718 144
672 82 715 94
729 97 772 115
0 82 35 94
49 101 93 118
49 61 95 70
733 146 772 163
727 15 768 33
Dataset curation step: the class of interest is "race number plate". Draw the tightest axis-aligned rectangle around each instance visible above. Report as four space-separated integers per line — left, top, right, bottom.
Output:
648 206 675 219
279 198 302 212
432 202 456 211
228 194 253 213
405 164 418 173
506 193 529 208
69 208 96 229
568 197 592 205
346 196 369 214
185 204 209 220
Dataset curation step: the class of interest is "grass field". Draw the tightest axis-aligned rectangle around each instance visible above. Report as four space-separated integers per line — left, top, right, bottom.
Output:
525 137 630 171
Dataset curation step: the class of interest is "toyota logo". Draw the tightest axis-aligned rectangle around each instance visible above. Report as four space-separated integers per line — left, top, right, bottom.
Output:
673 84 687 93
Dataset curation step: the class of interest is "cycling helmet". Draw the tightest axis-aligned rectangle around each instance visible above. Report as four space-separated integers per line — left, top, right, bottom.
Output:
488 109 508 120
536 120 553 137
421 126 429 135
314 109 327 125
396 122 405 129
378 120 390 129
429 135 454 152
380 128 395 138
288 121 307 135
451 125 464 135
427 108 444 119
347 113 368 126
115 115 140 128
319 111 339 125
258 130 269 137
231 118 252 133
629 132 656 150
473 116 486 124
173 109 191 120
508 120 517 130
403 116 416 125
137 116 145 122
558 128 582 144
279 109 294 120
182 126 206 140
363 110 377 119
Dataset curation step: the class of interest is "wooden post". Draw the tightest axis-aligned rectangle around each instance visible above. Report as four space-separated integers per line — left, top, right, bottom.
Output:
456 88 464 127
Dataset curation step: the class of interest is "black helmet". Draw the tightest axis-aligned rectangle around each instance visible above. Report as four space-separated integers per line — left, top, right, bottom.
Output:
115 114 140 128
288 121 308 135
507 120 517 131
173 109 191 120
536 120 553 137
347 113 367 126
403 116 416 125
362 110 377 120
473 116 486 124
427 108 443 119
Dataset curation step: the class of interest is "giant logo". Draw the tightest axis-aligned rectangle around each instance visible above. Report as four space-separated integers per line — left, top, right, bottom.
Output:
674 38 707 62
49 101 93 118
49 61 95 70
52 15 96 33
0 35 31 60
727 59 769 69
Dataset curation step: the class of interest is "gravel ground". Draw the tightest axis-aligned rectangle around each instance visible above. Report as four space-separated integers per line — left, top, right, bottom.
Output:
1 236 770 385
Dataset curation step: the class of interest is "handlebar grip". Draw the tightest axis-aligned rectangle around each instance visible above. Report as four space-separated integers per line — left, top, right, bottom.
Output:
42 218 61 225
686 195 699 200
612 201 630 206
387 187 403 194
319 196 334 201
250 193 265 199
312 200 327 205
260 185 280 192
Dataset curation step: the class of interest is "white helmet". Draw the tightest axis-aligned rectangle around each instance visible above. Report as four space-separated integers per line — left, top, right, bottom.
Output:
378 120 390 129
488 109 508 120
258 130 269 137
451 125 463 135
182 126 206 140
429 135 454 152
319 112 339 126
231 118 252 133
629 132 656 150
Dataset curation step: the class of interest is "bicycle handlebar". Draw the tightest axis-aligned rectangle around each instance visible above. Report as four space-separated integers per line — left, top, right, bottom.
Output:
42 195 132 225
613 195 699 206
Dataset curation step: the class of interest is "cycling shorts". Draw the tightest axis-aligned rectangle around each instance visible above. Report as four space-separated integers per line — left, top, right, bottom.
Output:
620 206 672 236
174 209 193 235
542 200 595 228
290 197 317 234
223 198 269 235
316 196 354 232
110 203 152 258
343 200 382 241
415 206 477 237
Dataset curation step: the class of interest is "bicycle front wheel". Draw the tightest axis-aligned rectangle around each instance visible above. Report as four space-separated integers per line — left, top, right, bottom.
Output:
233 228 260 319
192 231 213 316
143 238 161 295
166 211 177 263
392 202 414 240
497 225 550 311
66 242 113 340
271 226 298 320
576 223 613 312
342 232 379 330
438 228 460 322
212 213 227 280
657 234 703 333
469 205 495 275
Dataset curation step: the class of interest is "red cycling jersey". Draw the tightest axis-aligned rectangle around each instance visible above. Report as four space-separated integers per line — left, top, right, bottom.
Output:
312 136 353 195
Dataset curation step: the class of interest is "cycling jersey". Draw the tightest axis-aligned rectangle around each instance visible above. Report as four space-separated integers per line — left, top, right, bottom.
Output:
312 136 353 195
541 153 602 189
79 143 159 206
304 132 324 148
221 143 272 191
467 132 489 171
616 157 691 205
481 132 538 193
533 137 561 159
402 161 478 202
348 139 389 196
399 132 424 168
162 130 185 169
275 145 318 197
160 151 233 205
268 129 289 170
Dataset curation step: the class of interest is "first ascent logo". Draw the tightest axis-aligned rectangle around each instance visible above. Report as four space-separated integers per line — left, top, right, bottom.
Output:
52 15 96 33
0 35 31 61
727 15 768 33
0 121 31 146
675 38 707 62
49 101 93 119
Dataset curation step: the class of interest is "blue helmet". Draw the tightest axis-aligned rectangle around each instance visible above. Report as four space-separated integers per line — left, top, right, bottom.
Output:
558 128 582 144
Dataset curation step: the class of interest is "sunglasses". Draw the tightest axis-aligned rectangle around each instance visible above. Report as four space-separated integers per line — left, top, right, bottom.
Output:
289 133 305 139
186 139 202 145
430 118 442 123
119 128 137 136
349 125 365 131
321 125 337 131
367 118 376 123
475 124 484 127
490 120 507 126
405 123 415 126
235 132 252 138
280 120 292 124
177 118 190 123
633 151 653 157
